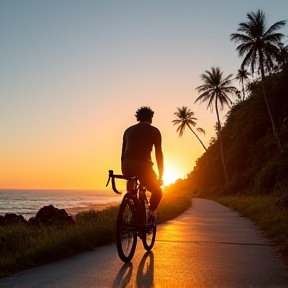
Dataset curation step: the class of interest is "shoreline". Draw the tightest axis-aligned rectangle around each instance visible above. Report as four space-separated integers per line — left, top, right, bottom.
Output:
0 202 121 220
65 202 120 215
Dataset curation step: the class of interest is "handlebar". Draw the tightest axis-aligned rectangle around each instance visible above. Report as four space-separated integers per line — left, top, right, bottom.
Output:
106 170 136 194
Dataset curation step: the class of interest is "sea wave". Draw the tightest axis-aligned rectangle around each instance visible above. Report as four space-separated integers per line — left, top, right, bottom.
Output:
0 189 123 219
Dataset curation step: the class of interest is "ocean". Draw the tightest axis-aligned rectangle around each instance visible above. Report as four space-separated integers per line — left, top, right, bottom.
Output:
0 189 123 220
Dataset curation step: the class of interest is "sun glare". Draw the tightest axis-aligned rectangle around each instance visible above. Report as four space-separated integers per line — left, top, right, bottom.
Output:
163 165 181 186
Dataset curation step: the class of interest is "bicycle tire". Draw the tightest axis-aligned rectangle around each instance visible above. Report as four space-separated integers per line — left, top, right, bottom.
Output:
141 200 156 251
116 196 137 262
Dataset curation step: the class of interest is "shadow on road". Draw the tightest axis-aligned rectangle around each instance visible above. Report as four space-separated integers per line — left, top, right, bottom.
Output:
112 252 154 288
112 262 133 287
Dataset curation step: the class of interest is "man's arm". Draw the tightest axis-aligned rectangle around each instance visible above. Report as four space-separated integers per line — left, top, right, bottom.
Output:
121 133 127 172
156 149 164 180
154 131 164 180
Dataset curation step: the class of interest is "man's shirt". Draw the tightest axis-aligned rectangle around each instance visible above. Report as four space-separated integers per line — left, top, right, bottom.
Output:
121 122 162 163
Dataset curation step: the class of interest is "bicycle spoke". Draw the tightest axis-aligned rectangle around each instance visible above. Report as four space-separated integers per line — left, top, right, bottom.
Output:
142 202 156 251
116 198 137 262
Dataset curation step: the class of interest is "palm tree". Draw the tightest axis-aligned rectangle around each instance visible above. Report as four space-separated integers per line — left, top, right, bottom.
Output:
236 68 250 101
230 9 286 148
278 42 288 68
172 106 207 151
195 67 238 184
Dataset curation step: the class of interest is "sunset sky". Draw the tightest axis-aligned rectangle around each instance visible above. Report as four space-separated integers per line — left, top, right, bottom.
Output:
1 1 287 190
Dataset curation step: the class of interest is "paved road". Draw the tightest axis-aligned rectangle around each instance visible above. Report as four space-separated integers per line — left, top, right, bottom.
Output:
0 198 287 287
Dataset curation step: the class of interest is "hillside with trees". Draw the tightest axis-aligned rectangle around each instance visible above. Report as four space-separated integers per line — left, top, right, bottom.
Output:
169 10 288 209
188 61 288 202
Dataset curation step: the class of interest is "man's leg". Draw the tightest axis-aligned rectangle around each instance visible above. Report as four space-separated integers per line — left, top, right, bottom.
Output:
144 169 163 214
122 159 162 212
148 185 162 211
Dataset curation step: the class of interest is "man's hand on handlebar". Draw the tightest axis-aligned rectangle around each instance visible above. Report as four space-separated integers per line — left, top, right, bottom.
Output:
158 178 163 186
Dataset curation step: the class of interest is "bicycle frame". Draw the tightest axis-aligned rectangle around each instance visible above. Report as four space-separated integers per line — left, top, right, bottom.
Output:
107 169 157 262
106 170 148 235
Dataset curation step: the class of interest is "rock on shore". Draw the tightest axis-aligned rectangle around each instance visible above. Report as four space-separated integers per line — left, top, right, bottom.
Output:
0 205 75 226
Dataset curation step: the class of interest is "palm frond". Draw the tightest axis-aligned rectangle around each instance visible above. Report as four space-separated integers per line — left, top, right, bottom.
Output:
196 127 205 135
172 107 207 150
264 20 286 37
231 9 286 75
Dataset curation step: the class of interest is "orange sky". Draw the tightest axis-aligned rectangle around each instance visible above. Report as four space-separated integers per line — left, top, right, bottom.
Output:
1 1 287 190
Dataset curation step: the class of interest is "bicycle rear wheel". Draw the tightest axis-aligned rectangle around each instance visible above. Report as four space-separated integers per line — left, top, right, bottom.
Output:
142 201 156 251
116 196 137 262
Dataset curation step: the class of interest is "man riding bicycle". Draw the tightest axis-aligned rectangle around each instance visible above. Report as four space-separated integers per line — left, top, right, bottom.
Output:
121 106 164 224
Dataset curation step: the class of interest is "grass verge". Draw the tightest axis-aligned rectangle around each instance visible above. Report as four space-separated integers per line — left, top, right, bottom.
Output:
212 195 288 267
0 191 191 277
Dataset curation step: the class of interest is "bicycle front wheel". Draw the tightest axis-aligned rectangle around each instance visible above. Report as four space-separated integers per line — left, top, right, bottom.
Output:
116 196 137 262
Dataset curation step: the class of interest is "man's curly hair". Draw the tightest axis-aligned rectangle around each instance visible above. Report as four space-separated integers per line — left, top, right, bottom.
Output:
135 106 154 122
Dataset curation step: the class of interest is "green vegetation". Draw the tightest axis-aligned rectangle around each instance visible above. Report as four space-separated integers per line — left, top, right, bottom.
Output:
231 9 286 148
178 9 288 198
186 50 288 198
0 206 118 276
0 191 191 276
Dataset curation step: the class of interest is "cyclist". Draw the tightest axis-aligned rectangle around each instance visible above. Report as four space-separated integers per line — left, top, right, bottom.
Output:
121 106 164 224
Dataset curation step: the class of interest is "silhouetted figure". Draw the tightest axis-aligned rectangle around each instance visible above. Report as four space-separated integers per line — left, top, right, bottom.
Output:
121 106 164 222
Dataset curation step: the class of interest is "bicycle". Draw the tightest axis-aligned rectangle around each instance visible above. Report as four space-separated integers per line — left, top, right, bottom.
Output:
106 170 157 262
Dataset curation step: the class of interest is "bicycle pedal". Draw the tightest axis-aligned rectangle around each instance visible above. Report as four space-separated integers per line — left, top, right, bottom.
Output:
145 223 154 232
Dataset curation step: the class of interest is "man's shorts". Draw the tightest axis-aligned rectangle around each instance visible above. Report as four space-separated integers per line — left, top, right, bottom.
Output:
121 159 160 192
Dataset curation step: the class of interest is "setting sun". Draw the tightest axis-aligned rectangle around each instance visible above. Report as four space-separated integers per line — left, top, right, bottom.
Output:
163 164 182 186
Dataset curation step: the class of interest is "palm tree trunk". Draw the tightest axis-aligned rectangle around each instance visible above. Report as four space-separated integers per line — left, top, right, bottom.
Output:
215 99 229 185
187 124 207 151
241 78 245 101
260 64 282 149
